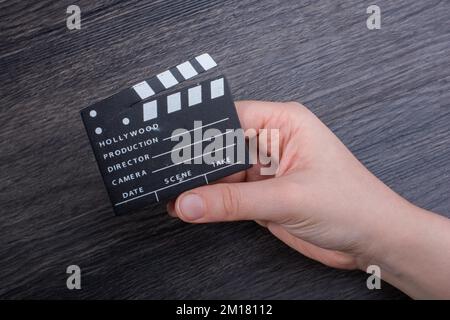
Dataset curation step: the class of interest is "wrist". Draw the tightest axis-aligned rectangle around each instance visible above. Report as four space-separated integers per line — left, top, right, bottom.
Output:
355 195 419 272
357 199 450 298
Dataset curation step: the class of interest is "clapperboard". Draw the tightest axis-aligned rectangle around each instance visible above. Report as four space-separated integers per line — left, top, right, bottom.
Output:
81 54 251 215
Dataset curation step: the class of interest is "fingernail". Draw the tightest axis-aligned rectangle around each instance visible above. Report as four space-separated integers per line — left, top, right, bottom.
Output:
178 193 204 220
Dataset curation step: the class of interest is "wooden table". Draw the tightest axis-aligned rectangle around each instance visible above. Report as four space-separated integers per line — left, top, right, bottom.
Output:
1 0 448 299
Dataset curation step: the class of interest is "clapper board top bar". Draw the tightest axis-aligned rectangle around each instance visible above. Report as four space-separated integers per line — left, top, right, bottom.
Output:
141 77 225 123
87 53 217 112
86 77 227 135
80 55 250 215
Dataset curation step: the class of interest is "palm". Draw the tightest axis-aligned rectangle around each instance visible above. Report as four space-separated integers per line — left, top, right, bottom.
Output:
237 102 360 270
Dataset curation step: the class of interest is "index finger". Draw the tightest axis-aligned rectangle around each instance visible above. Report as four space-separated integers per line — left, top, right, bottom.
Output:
234 100 280 131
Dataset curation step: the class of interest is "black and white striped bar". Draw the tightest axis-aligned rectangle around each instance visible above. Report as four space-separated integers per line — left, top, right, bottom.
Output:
87 53 217 114
142 77 225 122
80 74 251 215
133 53 217 99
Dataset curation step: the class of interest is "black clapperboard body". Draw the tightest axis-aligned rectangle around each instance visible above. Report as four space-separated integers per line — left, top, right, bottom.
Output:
81 54 251 215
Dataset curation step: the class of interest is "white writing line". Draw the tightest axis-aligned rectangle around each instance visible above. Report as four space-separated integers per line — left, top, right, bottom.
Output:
151 143 236 174
162 117 229 141
152 130 233 159
114 161 243 206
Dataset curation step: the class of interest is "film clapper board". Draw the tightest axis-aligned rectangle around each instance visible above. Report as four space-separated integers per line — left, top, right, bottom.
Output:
81 54 251 215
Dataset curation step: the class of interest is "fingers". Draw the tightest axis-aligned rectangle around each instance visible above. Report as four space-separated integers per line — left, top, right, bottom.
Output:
235 100 306 131
173 177 299 223
267 222 357 270
255 220 268 228
212 170 247 184
234 100 277 131
166 200 176 217
165 100 307 221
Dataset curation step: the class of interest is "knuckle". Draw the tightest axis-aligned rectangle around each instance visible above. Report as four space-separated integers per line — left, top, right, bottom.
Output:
220 184 241 218
286 101 303 108
284 101 310 116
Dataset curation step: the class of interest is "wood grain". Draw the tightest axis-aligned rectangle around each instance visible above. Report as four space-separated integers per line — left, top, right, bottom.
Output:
0 0 448 299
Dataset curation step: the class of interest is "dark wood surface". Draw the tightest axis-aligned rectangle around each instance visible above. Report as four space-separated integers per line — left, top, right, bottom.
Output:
1 0 449 299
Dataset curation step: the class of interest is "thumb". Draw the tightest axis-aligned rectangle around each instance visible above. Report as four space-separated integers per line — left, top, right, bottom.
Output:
174 177 298 223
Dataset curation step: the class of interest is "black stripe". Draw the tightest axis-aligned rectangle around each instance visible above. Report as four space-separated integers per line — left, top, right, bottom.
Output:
169 67 185 83
146 76 165 95
190 57 205 73
180 86 189 112
158 92 167 117
202 78 211 104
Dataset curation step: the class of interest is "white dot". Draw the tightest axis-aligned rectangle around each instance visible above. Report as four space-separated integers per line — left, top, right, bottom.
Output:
95 127 102 134
89 110 97 117
122 117 130 125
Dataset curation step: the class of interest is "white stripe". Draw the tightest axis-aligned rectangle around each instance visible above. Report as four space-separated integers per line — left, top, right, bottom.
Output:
163 117 229 141
152 143 237 173
157 70 178 89
210 78 224 99
143 100 158 121
132 81 154 99
176 61 198 80
114 161 242 206
167 92 181 113
195 53 217 71
188 85 202 106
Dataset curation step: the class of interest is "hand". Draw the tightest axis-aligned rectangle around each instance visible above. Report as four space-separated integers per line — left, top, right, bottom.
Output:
167 100 402 269
167 101 450 298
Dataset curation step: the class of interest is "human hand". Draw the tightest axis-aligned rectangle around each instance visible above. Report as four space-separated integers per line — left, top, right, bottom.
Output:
166 101 450 298
166 100 405 269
